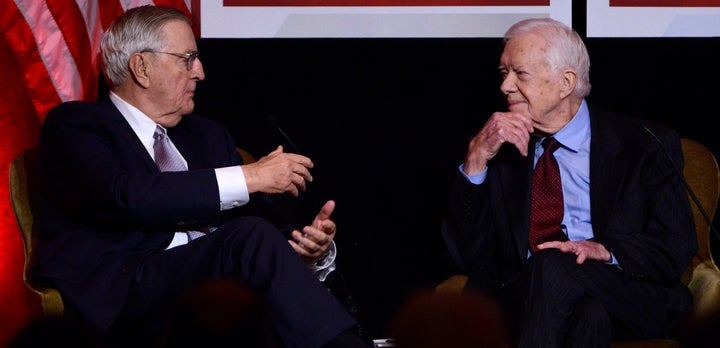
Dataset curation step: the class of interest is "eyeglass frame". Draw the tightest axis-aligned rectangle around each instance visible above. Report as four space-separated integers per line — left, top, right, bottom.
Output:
141 50 199 71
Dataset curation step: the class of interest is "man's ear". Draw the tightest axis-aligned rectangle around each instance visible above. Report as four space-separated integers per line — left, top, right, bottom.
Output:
129 52 151 88
559 69 577 99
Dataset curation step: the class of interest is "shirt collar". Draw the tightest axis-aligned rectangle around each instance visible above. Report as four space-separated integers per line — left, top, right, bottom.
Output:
109 91 159 149
549 99 590 153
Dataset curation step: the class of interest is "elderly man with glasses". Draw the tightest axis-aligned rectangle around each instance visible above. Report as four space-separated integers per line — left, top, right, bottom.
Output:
34 5 368 348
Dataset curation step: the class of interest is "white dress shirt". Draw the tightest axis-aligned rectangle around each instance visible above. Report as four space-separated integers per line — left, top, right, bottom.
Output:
109 92 336 280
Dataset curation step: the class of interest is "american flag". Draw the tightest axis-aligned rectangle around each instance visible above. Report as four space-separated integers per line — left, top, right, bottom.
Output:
0 0 197 121
0 1 196 344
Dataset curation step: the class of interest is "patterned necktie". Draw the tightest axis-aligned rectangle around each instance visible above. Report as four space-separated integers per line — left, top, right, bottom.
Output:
153 125 187 172
153 125 206 240
528 137 567 254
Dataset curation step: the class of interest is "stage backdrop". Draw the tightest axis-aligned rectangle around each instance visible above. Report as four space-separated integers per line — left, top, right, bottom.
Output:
199 0 571 38
2 0 719 345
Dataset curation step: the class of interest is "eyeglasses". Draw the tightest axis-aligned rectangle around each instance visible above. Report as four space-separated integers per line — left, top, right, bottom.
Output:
142 50 199 70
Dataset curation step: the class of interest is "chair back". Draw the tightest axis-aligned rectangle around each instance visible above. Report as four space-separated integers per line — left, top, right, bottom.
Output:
680 138 720 326
681 138 720 269
9 147 64 318
236 147 257 164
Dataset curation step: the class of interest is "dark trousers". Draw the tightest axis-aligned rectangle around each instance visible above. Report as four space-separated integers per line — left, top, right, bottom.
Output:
111 216 357 348
476 249 681 348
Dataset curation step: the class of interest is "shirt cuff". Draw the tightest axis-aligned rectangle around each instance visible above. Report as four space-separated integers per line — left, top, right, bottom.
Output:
609 252 619 266
215 166 250 210
459 164 487 185
310 241 337 282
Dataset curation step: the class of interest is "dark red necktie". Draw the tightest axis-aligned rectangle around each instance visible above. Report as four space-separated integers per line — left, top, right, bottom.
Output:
528 137 567 254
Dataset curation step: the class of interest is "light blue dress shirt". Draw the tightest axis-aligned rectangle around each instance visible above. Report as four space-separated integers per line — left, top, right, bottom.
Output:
460 100 618 264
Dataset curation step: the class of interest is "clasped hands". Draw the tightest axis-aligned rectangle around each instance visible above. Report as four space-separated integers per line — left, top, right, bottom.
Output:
242 145 336 265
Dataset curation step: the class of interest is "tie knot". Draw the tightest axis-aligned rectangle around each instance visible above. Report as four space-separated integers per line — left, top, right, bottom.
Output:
542 137 560 153
154 125 166 141
153 125 186 172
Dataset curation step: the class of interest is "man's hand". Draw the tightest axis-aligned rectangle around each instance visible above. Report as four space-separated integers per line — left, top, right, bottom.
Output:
242 145 313 196
538 240 612 264
289 200 337 265
464 111 533 175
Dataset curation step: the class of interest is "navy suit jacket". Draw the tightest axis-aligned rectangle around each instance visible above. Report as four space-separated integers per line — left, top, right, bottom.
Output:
36 97 290 330
441 105 698 314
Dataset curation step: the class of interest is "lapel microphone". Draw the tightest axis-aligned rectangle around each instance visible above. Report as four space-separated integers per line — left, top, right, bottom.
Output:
643 124 720 243
265 114 300 153
265 114 310 196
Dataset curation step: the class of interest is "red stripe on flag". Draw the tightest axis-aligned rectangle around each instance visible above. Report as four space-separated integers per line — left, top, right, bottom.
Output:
191 0 201 37
99 0 125 31
153 0 200 37
0 0 63 120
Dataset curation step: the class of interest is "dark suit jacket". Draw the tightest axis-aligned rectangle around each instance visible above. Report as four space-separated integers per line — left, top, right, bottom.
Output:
441 104 698 314
35 97 290 330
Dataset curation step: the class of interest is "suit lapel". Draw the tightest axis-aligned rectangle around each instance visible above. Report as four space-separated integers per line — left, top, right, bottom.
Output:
166 116 204 169
589 108 628 237
100 98 159 173
496 140 535 259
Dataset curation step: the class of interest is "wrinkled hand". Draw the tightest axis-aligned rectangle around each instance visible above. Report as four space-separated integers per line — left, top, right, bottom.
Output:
289 200 337 265
464 111 533 175
538 240 612 264
242 145 313 196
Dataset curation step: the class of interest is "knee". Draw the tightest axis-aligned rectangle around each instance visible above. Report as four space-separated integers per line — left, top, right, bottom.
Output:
572 297 609 323
220 216 288 248
523 249 580 289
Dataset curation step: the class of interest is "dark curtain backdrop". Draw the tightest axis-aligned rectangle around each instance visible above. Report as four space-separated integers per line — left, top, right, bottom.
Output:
188 36 720 340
